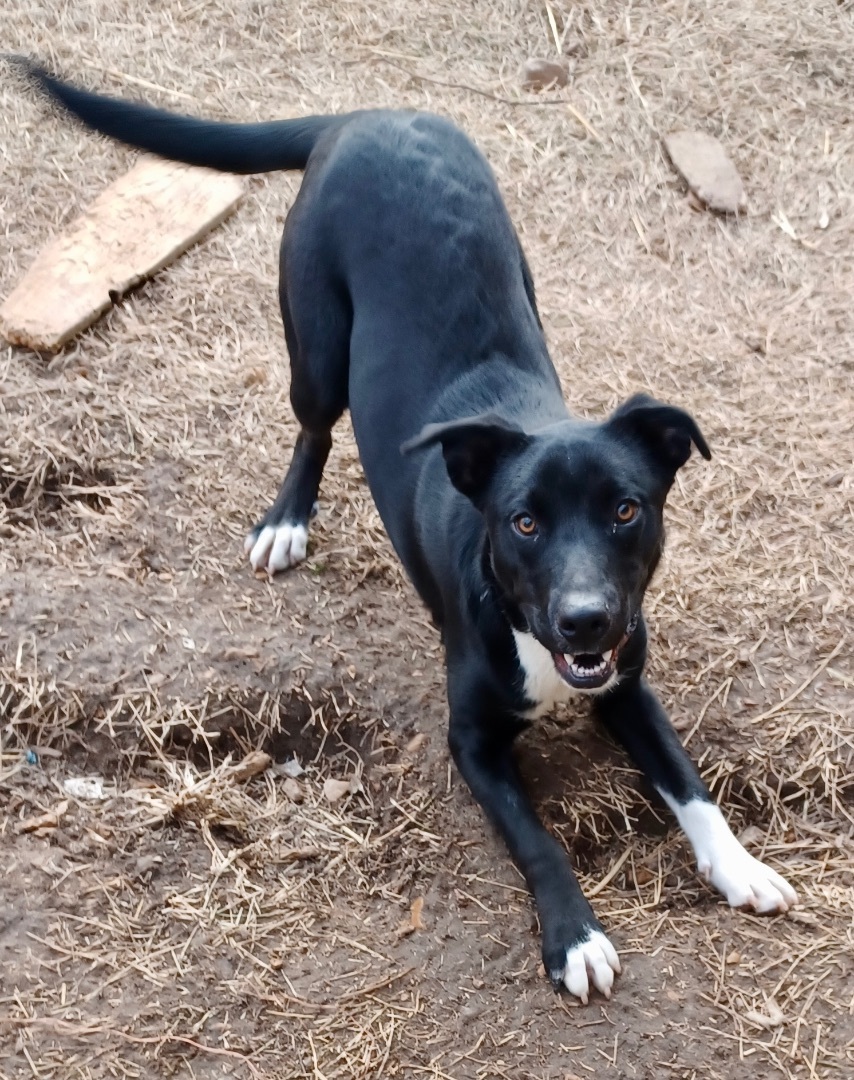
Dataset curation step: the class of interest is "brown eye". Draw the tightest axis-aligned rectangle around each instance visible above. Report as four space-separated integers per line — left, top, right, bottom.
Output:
615 500 639 525
513 514 538 537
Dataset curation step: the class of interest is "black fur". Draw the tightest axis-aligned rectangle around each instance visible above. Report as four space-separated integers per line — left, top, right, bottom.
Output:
17 61 728 996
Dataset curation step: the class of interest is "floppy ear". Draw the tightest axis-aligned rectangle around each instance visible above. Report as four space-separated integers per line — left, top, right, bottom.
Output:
607 394 711 475
401 413 530 504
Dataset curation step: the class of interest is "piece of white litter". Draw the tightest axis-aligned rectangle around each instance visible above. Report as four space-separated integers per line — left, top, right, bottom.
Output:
276 758 304 779
745 998 785 1029
63 776 107 801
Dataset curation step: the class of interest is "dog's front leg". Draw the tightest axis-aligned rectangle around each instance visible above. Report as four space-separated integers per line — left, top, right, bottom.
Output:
594 676 797 913
448 674 620 1002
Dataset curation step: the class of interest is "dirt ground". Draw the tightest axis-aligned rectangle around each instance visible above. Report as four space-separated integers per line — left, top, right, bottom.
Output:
1 2 853 1078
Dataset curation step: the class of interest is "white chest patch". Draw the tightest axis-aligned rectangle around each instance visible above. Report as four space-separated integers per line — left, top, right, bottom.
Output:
511 630 620 717
512 630 578 718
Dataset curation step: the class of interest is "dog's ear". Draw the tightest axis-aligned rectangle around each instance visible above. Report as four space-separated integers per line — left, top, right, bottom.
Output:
607 394 711 475
402 414 530 503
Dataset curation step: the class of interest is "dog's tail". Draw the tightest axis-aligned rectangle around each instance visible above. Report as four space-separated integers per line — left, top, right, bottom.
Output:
11 58 341 174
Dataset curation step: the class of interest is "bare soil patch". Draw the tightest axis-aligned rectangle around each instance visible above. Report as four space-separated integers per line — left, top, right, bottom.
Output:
1 2 852 1078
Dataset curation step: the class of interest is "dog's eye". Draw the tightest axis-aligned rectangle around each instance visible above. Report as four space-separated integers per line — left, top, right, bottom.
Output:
615 500 640 525
513 514 538 537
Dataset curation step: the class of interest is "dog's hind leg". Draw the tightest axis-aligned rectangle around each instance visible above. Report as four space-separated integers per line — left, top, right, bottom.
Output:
245 254 351 575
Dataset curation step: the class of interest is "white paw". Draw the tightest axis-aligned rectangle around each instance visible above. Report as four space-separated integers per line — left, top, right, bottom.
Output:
552 930 621 1004
662 796 797 915
244 523 308 575
700 846 798 914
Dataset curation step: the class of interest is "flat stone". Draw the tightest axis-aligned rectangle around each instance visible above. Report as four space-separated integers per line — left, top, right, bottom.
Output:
521 58 569 91
664 130 747 214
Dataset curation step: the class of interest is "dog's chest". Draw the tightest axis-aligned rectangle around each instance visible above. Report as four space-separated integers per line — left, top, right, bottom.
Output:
511 630 578 718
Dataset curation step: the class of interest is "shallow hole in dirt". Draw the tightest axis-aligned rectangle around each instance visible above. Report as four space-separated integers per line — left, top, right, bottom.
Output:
723 769 816 817
0 460 117 523
17 686 387 782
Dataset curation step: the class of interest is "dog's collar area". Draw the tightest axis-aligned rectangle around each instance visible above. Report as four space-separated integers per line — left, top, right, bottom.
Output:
480 540 531 635
552 611 639 690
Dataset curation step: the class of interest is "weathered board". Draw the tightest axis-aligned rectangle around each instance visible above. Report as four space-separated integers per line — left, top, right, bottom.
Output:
1 157 244 352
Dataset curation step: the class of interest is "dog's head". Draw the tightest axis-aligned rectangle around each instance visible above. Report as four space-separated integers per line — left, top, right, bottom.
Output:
403 394 710 692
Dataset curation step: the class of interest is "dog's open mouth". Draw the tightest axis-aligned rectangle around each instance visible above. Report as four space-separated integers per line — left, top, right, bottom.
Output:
551 614 639 691
553 649 618 690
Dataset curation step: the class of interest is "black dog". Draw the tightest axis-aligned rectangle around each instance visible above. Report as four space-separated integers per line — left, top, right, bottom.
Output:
16 62 796 1002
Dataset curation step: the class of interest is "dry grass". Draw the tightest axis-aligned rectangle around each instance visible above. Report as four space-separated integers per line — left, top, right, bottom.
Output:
1 0 853 1077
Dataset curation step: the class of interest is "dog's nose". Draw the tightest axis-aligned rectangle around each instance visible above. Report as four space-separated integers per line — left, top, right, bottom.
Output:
556 597 611 648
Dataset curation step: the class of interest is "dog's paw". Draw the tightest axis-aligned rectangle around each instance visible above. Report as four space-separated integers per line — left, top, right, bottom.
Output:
668 797 798 915
245 522 308 575
701 846 798 914
549 929 621 1004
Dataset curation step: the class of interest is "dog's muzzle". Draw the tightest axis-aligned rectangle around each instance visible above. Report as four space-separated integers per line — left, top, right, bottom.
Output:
551 612 639 690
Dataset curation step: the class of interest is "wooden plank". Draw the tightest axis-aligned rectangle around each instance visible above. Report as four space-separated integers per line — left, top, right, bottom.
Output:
1 157 244 352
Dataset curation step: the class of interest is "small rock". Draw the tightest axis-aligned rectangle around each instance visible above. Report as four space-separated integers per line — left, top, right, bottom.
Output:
790 910 819 926
243 367 267 387
738 825 766 848
323 777 352 805
521 58 569 91
134 854 162 878
282 777 303 803
63 776 107 801
405 732 427 754
664 130 747 214
142 551 164 573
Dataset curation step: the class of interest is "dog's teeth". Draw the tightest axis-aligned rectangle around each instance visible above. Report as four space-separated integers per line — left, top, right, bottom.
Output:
563 652 614 681
569 661 607 676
